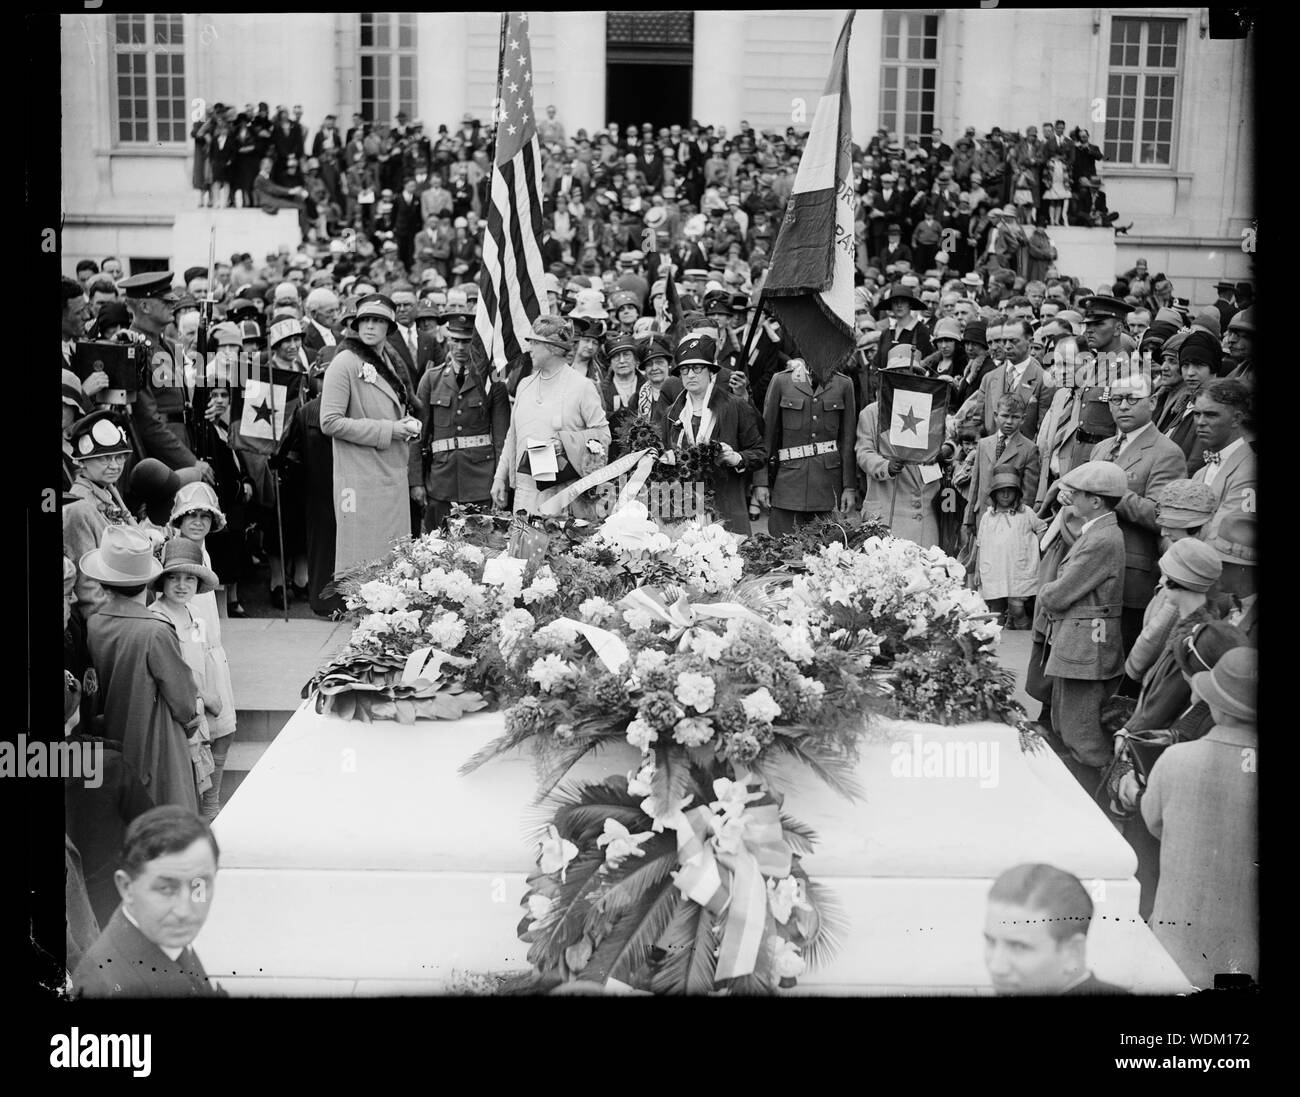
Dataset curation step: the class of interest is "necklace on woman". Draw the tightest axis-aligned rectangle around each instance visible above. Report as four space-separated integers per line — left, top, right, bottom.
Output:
535 366 564 404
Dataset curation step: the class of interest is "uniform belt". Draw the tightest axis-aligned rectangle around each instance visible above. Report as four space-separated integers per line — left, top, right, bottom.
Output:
777 440 838 462
1054 602 1122 620
430 433 492 453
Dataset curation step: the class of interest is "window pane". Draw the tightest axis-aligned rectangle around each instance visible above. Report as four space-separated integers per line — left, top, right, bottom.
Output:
922 68 935 91
375 16 390 48
906 30 921 60
361 55 373 77
884 34 898 60
885 12 900 38
360 13 373 48
399 55 414 78
376 55 390 79
114 14 132 44
398 12 414 48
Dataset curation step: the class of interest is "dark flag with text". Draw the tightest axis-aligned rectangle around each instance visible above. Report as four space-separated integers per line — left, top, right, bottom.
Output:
877 371 950 463
760 9 857 382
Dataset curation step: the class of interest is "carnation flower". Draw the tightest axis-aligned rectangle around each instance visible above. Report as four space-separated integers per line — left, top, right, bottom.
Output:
528 653 575 693
625 717 659 751
535 619 580 649
639 691 684 733
623 606 656 632
352 612 394 641
594 501 672 555
674 671 716 713
554 723 575 742
672 716 715 747
688 629 727 661
426 610 467 648
740 687 782 724
774 624 816 665
481 554 527 597
358 580 409 614
719 730 762 764
500 607 537 637
454 543 485 567
579 596 615 623
634 648 669 675
388 609 423 633
522 566 560 605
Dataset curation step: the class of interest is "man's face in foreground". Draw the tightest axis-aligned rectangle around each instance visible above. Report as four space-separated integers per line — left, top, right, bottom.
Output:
984 900 1081 994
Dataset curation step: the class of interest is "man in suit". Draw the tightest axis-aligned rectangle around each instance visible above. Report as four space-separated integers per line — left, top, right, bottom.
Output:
1190 378 1255 542
962 393 1041 536
547 160 586 216
959 318 1054 438
302 287 340 358
984 863 1128 995
72 805 227 998
868 174 908 256
1038 460 1129 784
1088 372 1187 653
635 141 664 191
1210 280 1238 332
385 286 428 396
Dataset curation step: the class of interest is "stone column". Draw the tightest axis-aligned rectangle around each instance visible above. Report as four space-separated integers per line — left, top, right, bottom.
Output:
550 11 605 137
420 13 468 133
692 11 747 131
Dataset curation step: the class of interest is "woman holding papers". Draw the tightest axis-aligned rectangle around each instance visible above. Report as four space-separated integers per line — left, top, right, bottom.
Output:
492 317 611 517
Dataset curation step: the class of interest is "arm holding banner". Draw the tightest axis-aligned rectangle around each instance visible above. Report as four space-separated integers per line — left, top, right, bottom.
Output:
855 404 895 481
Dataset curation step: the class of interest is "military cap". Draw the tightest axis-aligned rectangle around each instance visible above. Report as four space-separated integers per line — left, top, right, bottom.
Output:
702 289 732 314
673 333 719 373
69 409 132 460
1155 479 1218 530
171 295 199 314
414 303 441 322
118 271 178 302
226 298 259 319
1080 295 1135 324
442 310 476 339
528 315 574 353
609 290 640 312
605 331 641 359
1059 459 1128 497
1227 306 1254 334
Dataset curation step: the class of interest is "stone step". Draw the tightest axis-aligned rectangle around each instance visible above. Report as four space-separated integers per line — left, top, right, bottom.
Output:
222 618 354 714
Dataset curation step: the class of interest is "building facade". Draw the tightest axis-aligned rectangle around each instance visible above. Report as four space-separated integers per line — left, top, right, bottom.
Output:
61 9 1254 299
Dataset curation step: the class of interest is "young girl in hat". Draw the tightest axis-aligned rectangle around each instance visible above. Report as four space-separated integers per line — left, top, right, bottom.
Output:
63 410 141 619
168 482 238 819
975 467 1047 629
148 538 223 809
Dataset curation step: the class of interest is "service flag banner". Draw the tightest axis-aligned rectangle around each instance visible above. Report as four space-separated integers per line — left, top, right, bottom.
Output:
238 378 288 445
474 11 549 374
760 9 857 382
878 371 949 463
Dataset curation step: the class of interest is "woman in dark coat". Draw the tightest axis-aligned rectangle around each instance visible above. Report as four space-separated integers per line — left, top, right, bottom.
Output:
276 352 340 615
660 334 766 534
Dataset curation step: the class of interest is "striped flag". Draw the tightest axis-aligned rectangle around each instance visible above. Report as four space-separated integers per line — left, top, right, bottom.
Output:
878 372 950 463
761 10 857 382
473 11 549 374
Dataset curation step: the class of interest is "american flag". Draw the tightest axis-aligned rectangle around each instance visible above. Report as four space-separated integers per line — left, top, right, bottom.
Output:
473 11 549 374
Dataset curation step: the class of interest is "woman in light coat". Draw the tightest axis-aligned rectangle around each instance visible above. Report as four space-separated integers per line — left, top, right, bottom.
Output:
320 294 423 580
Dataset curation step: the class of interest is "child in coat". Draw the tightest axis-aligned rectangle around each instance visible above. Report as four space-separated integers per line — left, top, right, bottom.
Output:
976 467 1047 629
167 482 238 820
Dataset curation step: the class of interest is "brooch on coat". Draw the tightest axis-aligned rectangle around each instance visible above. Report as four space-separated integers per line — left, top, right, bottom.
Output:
359 362 379 386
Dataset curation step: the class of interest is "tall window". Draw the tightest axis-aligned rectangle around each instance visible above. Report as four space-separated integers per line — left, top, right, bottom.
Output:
359 13 417 123
879 11 939 139
112 13 186 144
1105 17 1182 167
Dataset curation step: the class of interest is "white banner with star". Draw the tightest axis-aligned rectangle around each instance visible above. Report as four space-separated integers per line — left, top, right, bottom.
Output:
878 372 950 463
888 389 932 449
239 379 288 442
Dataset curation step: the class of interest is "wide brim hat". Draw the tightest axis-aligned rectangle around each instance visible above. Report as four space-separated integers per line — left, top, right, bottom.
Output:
1213 280 1237 292
1191 647 1257 723
169 480 228 532
1208 511 1257 566
149 537 218 594
644 207 668 229
527 316 575 354
79 525 163 587
70 410 133 460
570 289 609 319
129 458 204 525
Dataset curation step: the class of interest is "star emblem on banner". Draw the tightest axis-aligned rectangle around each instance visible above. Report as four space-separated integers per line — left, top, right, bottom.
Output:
897 406 922 435
253 400 274 425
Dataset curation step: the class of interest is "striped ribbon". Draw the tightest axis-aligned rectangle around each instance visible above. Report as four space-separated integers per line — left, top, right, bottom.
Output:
535 448 657 516
667 799 792 982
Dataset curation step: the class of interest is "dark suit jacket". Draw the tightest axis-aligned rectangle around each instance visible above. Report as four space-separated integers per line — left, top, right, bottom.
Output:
1039 510 1126 680
72 907 227 998
1090 426 1187 609
301 319 339 361
1061 972 1130 995
661 385 766 533
386 326 430 395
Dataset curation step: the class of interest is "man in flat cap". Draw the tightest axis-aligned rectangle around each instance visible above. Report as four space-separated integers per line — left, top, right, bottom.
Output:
118 271 210 487
1036 459 1129 787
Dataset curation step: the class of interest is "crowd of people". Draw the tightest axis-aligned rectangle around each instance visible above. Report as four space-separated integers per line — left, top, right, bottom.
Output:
61 109 1255 994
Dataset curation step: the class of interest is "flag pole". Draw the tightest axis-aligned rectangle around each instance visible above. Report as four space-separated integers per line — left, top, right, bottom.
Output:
265 355 289 623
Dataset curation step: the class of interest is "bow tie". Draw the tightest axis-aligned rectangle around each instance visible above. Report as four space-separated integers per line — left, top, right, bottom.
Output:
1202 450 1221 466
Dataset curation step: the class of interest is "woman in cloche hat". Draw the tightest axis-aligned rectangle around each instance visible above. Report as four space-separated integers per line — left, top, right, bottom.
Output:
320 293 424 581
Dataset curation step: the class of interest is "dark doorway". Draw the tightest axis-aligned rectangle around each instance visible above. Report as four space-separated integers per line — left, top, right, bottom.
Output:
606 62 691 131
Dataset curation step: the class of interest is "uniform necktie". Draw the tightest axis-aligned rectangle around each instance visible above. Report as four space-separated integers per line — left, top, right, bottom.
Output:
995 434 1006 460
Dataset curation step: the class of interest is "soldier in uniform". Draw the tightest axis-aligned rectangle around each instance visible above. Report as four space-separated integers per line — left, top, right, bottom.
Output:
119 272 207 482
756 353 858 535
415 310 509 532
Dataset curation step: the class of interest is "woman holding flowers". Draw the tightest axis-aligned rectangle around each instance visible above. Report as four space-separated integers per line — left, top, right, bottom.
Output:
660 333 766 534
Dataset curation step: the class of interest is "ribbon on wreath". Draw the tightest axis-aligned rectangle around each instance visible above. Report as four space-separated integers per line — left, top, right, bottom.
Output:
536 447 659 516
617 587 763 650
665 778 792 982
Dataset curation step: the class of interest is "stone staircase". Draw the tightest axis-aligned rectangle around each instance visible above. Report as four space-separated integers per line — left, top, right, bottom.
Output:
219 618 353 807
